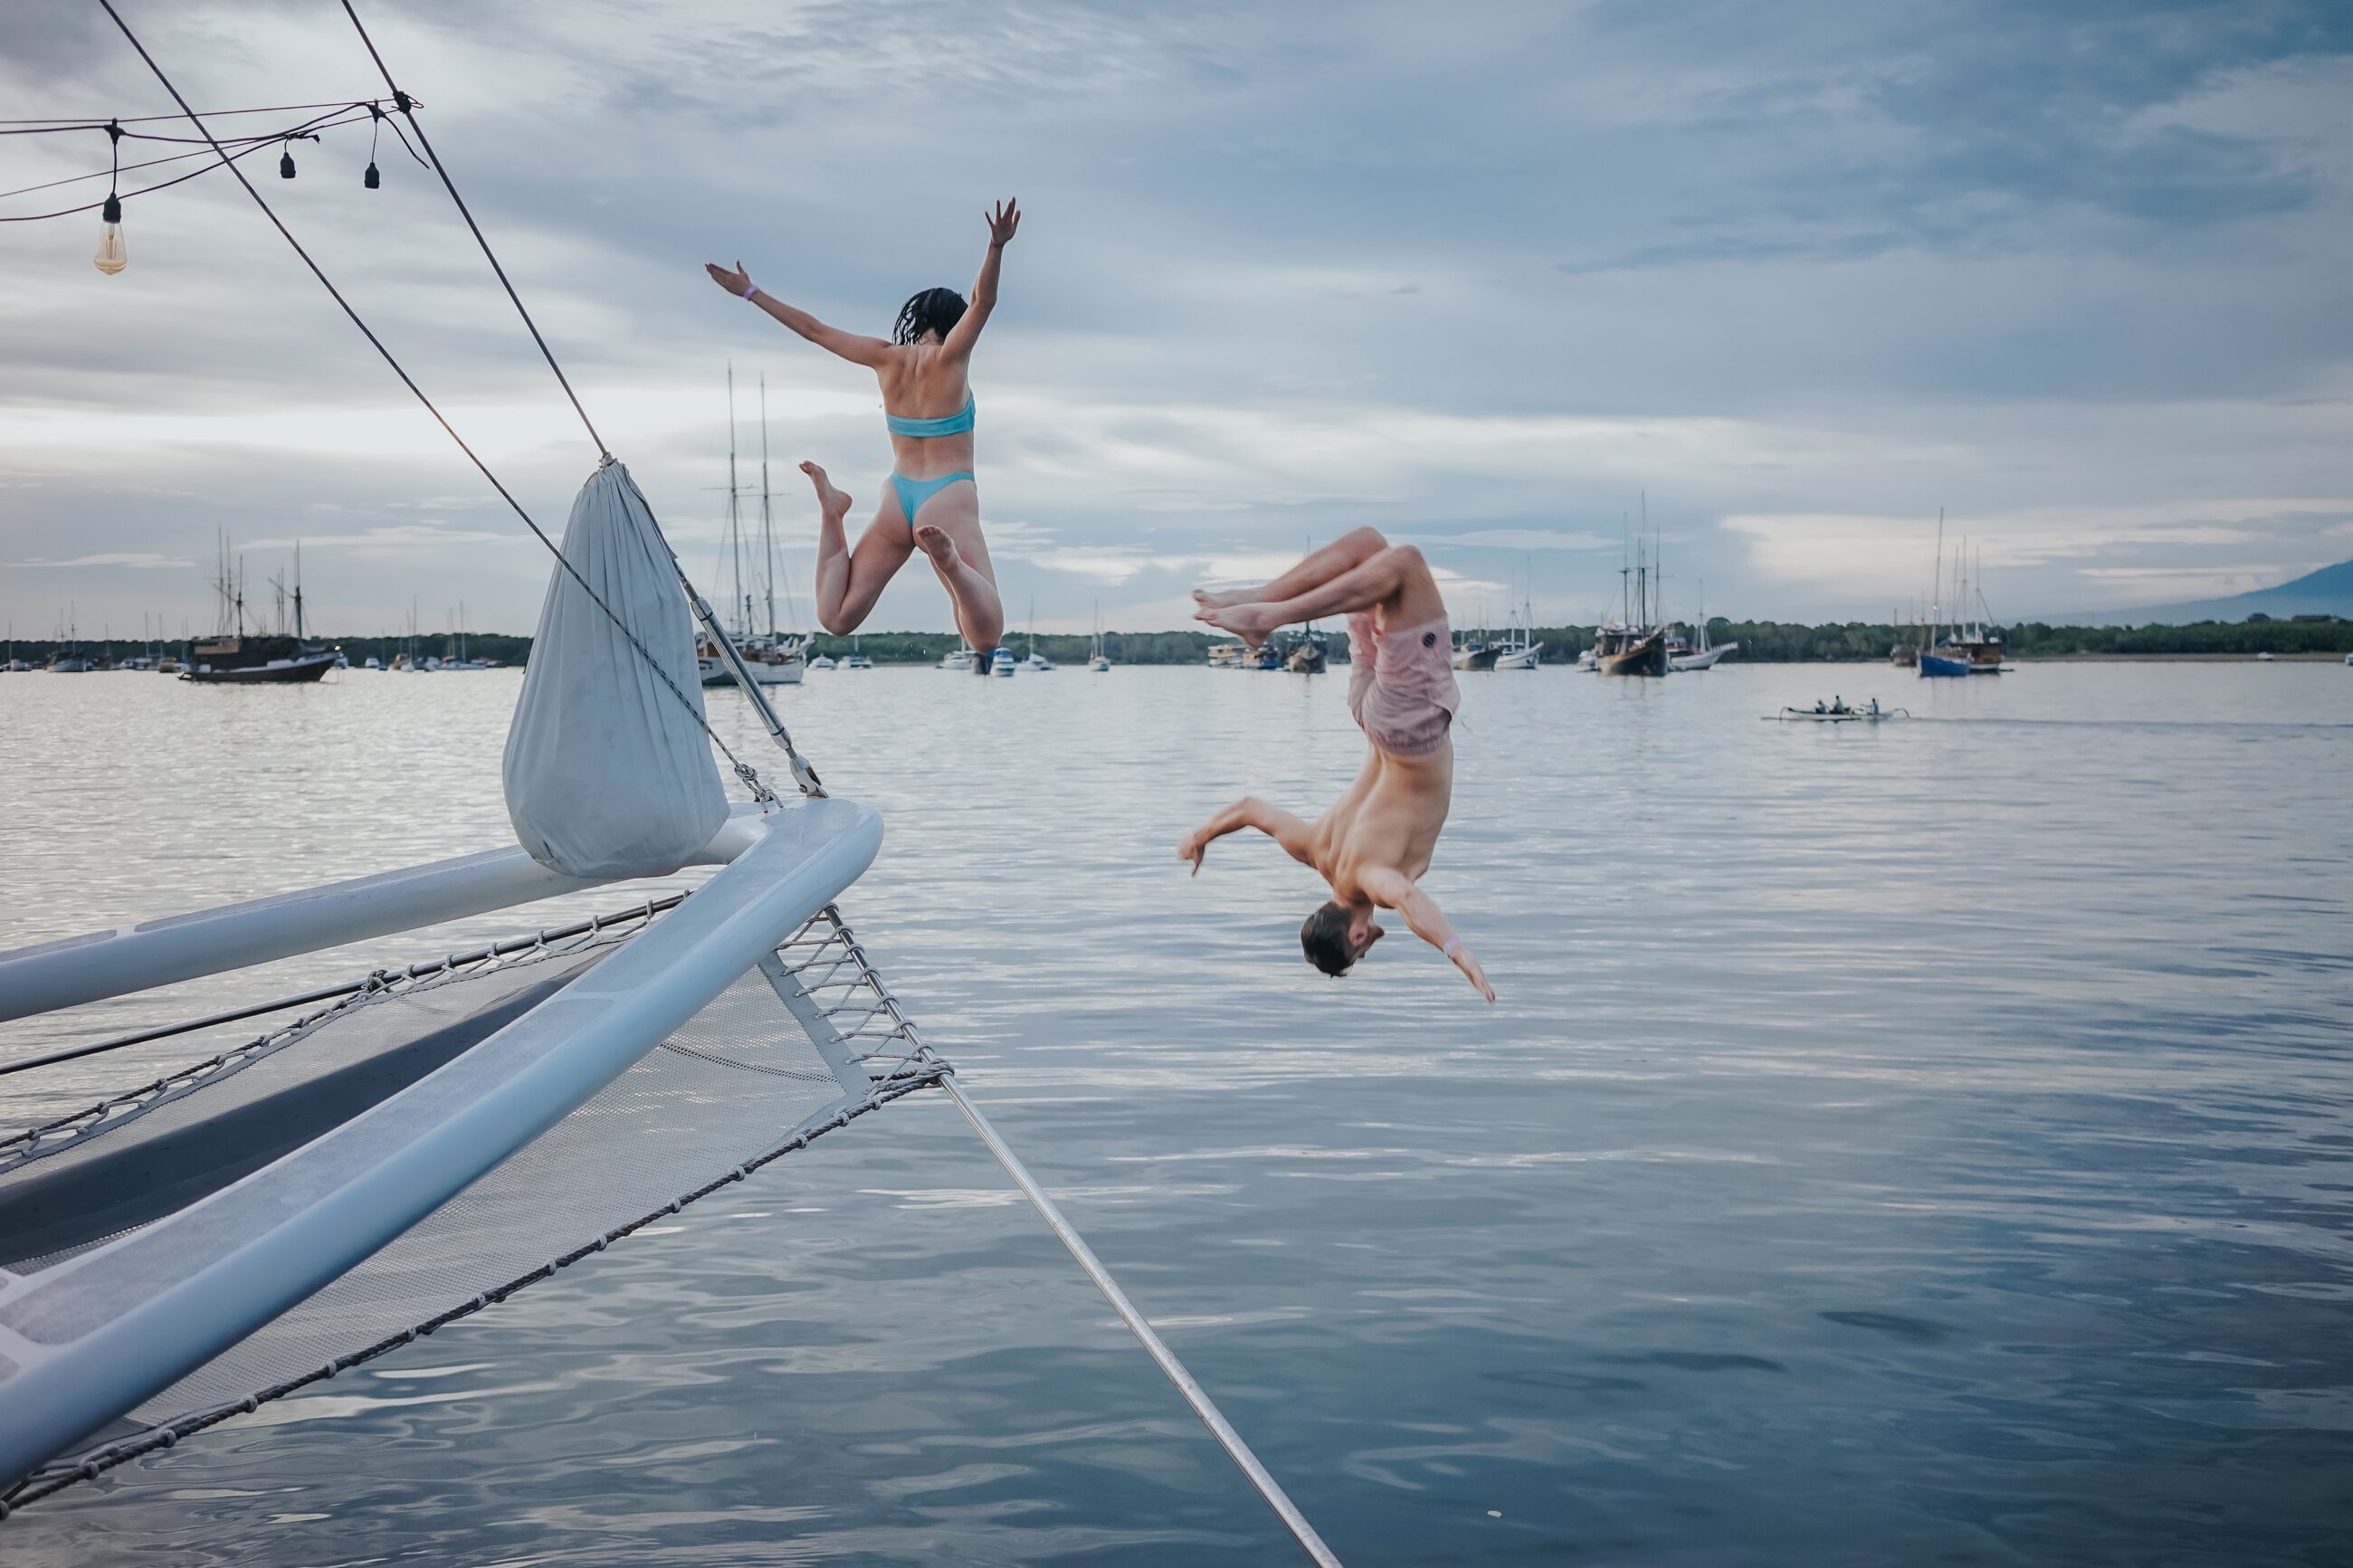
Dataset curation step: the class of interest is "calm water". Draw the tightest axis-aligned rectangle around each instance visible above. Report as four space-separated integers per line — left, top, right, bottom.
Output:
2 660 2349 1566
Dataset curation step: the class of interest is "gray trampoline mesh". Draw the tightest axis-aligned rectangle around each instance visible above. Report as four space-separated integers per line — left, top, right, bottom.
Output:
2 902 946 1512
0 949 610 1272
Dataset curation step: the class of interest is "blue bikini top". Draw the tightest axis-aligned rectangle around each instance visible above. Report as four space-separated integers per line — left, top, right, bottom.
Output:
885 395 976 438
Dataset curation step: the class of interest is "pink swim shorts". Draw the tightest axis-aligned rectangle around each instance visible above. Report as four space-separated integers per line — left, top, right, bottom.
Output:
1347 613 1461 757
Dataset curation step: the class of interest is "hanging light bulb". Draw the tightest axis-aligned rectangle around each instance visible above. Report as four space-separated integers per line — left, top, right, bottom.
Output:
364 160 380 189
93 192 127 275
365 102 384 189
94 122 127 275
279 141 297 179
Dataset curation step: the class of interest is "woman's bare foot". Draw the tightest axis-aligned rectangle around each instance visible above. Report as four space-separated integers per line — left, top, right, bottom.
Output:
912 523 964 571
1191 585 1257 611
800 460 852 527
1195 601 1282 646
914 524 1007 652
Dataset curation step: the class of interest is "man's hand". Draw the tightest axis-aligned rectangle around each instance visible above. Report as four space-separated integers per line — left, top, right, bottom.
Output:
705 260 751 297
1449 942 1497 1003
986 198 1021 249
1362 869 1495 1003
1176 832 1208 876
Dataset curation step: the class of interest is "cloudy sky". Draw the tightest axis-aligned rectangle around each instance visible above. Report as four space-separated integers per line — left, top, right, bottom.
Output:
3 0 2349 638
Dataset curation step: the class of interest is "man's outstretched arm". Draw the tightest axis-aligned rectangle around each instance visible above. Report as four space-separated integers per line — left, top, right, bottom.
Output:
1359 868 1495 1002
1178 796 1315 875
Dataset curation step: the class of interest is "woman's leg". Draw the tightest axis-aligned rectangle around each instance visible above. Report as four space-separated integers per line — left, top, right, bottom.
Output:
803 462 914 635
1192 526 1389 611
907 483 1005 652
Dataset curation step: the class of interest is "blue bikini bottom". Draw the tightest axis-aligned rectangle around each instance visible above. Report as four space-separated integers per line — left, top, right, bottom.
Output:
889 470 975 525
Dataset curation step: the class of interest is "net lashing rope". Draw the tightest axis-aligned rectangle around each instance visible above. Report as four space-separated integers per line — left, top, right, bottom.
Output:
95 0 813 804
0 902 948 1517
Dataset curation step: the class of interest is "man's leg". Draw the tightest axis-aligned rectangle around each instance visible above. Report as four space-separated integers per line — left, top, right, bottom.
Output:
1199 543 1443 644
1193 527 1389 611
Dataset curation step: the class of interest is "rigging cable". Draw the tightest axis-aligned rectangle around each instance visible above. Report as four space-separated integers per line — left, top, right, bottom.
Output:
95 0 784 806
337 0 824 797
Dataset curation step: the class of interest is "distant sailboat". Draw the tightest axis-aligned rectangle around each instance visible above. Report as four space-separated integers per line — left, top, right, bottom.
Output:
1595 502 1668 677
1667 584 1736 670
1023 598 1054 670
1919 511 1971 678
1493 571 1540 669
184 537 337 684
1090 602 1110 670
699 369 807 689
1284 626 1329 673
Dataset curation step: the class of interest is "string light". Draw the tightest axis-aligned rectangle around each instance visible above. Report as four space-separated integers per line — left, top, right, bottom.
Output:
363 102 380 188
93 119 126 273
278 138 296 179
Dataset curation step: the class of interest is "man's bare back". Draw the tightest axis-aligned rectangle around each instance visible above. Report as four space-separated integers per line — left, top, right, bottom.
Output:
1179 528 1494 1002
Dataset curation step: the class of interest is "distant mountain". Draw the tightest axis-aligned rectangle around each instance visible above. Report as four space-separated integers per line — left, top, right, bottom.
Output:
2061 557 2353 627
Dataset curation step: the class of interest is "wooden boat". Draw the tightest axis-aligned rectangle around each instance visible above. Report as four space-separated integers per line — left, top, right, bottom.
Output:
1594 511 1667 676
1772 700 1906 721
1595 624 1666 677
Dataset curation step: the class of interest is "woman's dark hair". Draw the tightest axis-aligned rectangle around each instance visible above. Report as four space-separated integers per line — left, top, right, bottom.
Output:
894 287 967 346
1300 900 1358 977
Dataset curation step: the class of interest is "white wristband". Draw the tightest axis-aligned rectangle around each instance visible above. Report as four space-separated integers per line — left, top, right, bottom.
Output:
740 279 761 300
1442 937 1461 957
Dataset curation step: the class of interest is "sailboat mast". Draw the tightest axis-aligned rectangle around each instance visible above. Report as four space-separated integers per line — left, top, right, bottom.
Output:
1929 508 1946 647
759 374 776 638
726 363 745 640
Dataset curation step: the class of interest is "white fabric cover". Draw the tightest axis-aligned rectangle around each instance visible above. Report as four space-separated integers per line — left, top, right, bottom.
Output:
504 461 728 878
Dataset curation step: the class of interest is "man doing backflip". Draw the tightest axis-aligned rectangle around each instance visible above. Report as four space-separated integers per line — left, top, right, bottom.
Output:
1183 528 1494 1002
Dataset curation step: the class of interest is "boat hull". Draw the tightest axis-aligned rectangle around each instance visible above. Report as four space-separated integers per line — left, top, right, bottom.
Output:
1919 652 1971 678
1596 632 1667 677
183 652 337 684
700 657 805 687
1668 641 1735 671
1493 647 1540 670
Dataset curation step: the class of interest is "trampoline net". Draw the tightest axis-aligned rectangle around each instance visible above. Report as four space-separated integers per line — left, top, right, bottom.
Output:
0 901 945 1513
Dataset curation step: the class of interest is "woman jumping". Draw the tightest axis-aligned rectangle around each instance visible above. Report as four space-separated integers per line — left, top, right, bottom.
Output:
705 198 1020 664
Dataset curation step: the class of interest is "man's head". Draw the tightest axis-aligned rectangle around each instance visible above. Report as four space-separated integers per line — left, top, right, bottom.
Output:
1300 899 1384 976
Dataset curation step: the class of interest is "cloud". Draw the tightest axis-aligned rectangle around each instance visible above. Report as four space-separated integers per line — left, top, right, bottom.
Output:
7 551 193 569
1404 528 1621 552
240 527 521 555
3 0 2350 633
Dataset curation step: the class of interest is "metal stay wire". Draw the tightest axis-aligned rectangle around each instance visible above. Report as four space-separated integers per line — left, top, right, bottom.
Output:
338 0 824 799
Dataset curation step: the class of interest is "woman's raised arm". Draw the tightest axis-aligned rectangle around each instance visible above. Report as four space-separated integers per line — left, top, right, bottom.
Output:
705 260 893 368
940 199 1018 360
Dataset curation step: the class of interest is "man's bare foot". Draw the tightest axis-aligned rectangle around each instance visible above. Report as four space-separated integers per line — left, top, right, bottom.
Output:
1191 585 1256 611
913 523 965 570
800 461 852 526
1196 601 1281 647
